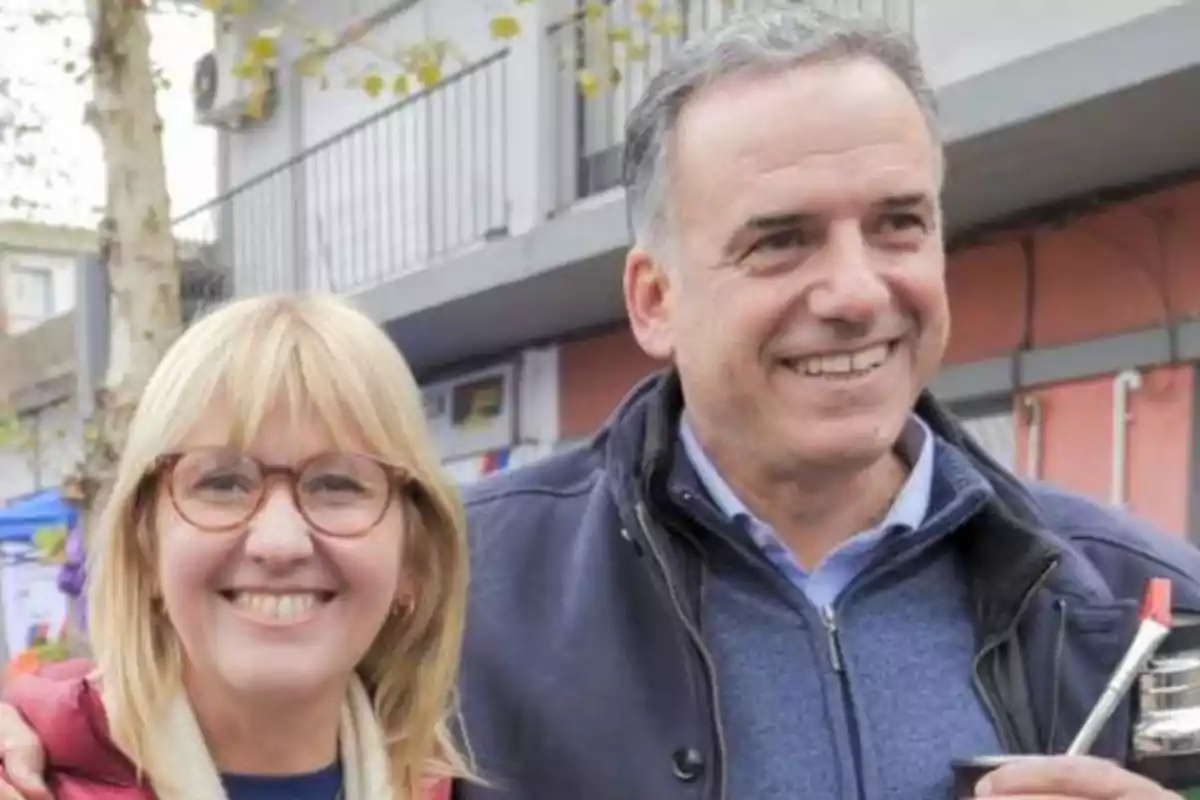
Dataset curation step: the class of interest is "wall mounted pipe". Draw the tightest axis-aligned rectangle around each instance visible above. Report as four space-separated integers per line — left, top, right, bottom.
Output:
1111 369 1143 507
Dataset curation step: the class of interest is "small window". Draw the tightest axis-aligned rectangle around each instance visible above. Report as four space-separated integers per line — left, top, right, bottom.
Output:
4 265 56 333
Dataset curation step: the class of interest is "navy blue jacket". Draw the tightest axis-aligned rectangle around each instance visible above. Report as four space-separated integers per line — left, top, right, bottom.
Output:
454 371 1200 800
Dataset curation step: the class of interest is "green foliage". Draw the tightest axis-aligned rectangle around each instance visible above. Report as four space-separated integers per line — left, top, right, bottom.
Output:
0 409 24 448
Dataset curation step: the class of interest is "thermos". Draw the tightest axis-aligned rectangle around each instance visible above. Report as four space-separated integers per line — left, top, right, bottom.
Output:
1129 614 1200 797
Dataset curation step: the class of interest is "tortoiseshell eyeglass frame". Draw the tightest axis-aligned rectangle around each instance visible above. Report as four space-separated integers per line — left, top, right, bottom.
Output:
142 449 416 537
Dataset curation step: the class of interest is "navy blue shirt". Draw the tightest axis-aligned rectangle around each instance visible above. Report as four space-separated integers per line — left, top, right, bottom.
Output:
221 761 342 800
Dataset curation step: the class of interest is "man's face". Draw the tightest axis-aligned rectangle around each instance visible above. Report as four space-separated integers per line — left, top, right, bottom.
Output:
625 58 949 476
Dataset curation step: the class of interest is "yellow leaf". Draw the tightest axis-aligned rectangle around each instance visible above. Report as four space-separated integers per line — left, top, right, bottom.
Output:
392 74 411 95
583 2 606 21
226 0 252 14
650 13 683 36
200 0 222 10
608 27 631 43
231 59 257 80
0 417 19 448
243 90 265 119
577 69 601 97
489 14 521 40
633 0 657 20
362 73 385 98
247 32 277 61
626 43 650 62
416 62 442 88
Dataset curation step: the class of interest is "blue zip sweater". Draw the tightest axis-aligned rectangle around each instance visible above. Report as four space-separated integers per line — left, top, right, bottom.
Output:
691 438 1003 799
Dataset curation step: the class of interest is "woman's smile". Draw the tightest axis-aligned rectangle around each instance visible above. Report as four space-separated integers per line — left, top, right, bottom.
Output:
218 589 338 626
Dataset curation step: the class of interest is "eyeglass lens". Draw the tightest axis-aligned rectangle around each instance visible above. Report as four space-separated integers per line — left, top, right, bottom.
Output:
170 449 392 535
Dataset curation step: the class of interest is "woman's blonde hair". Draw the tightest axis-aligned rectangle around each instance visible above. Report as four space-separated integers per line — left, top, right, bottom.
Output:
87 293 474 796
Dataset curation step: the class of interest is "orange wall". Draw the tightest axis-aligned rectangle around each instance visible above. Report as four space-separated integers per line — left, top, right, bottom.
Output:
559 329 663 439
945 180 1200 362
557 179 1200 533
1013 367 1193 535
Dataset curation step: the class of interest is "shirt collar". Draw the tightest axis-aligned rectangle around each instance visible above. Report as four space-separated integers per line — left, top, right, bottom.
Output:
679 415 935 536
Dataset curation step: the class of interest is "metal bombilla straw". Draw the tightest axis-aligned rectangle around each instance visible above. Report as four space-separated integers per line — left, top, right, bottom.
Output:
1067 577 1175 756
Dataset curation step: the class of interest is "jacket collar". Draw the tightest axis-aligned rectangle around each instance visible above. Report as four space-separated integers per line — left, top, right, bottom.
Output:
601 368 1117 632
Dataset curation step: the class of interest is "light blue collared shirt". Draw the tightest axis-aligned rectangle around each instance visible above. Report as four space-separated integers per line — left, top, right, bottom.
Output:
680 415 935 609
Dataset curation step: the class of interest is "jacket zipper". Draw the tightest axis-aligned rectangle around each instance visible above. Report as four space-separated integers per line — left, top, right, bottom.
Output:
972 559 1059 752
822 603 870 800
821 605 844 673
635 501 728 800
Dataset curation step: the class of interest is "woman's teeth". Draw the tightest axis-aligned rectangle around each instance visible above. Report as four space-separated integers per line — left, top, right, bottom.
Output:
229 592 322 620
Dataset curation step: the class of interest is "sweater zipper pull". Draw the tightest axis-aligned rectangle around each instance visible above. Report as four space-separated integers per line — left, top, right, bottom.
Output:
821 605 844 673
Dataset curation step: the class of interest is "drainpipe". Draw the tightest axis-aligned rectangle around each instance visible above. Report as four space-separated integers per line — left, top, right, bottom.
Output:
1022 395 1043 480
1111 369 1143 507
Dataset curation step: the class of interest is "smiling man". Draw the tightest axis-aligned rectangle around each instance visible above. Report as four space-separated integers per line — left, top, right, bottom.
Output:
452 7 1199 800
633 51 950 575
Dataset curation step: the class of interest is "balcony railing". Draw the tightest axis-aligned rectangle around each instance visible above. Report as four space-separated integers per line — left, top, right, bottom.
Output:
547 0 916 212
173 48 511 298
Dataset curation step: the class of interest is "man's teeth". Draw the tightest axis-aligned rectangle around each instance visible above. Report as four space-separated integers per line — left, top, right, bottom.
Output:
230 592 320 620
796 343 891 376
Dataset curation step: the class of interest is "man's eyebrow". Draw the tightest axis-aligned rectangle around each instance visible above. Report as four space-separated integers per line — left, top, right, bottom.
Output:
744 211 815 229
725 193 938 254
745 194 933 227
877 193 934 210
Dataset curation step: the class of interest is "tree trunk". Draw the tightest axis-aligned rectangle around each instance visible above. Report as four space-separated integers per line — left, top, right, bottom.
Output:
75 0 182 513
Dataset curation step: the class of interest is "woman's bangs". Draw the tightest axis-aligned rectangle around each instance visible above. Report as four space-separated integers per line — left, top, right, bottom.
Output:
201 321 362 454
131 294 422 467
291 329 398 459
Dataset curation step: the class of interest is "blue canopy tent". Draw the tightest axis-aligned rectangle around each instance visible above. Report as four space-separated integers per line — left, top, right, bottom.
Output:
0 490 77 563
0 490 79 663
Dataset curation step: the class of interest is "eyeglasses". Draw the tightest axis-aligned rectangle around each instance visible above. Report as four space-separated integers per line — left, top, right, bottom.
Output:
152 449 410 537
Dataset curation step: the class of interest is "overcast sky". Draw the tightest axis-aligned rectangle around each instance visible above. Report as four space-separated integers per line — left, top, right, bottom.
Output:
0 0 216 230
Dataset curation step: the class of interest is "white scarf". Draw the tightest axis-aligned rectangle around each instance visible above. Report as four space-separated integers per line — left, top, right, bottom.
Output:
139 676 395 800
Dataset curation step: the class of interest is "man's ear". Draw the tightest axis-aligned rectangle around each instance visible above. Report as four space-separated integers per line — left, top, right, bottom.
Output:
624 246 675 361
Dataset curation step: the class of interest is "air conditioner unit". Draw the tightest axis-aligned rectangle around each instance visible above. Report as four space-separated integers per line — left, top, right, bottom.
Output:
191 31 278 130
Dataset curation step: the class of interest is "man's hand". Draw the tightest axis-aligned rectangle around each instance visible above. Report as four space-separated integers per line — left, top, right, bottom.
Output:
976 755 1182 799
0 703 48 800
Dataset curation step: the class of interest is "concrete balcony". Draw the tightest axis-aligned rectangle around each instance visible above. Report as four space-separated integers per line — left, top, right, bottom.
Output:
197 0 1200 376
175 48 511 300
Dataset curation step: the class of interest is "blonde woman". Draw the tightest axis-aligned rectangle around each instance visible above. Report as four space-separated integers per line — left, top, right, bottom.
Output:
1 294 471 799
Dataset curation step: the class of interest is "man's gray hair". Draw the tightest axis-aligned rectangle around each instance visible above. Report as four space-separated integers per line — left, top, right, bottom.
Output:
622 5 939 248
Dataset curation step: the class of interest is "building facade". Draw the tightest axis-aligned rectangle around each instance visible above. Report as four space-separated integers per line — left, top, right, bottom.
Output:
187 0 1200 521
0 225 228 503
0 222 95 502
